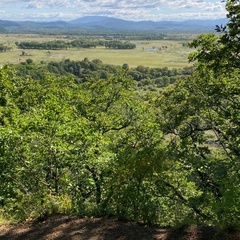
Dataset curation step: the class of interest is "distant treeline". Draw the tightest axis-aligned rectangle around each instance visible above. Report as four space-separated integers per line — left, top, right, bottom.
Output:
15 39 136 50
0 44 12 52
14 58 193 88
104 40 136 49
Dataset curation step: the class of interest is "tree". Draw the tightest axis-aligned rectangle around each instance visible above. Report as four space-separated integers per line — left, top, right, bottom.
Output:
0 64 163 223
188 0 240 72
26 59 33 64
0 68 80 218
157 0 240 227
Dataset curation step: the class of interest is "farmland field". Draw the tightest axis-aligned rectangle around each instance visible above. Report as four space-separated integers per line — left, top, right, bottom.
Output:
0 34 193 68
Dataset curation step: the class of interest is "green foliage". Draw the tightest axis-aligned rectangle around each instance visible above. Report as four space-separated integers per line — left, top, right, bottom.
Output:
0 45 12 52
0 0 239 228
0 65 164 224
16 39 136 50
189 0 240 71
15 58 192 89
105 40 136 49
157 0 240 228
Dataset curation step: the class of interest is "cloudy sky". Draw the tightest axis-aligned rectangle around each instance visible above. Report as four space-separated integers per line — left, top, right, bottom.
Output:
0 0 227 22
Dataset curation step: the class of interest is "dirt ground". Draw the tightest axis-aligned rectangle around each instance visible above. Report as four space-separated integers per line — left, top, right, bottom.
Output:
0 214 240 240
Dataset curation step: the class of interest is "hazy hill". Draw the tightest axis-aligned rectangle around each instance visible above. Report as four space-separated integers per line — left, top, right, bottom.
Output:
0 16 228 33
69 16 228 31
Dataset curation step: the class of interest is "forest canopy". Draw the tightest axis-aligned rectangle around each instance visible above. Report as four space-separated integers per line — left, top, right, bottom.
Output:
0 0 239 228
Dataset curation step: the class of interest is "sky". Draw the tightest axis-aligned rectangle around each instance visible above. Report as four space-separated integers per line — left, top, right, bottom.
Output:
0 0 227 22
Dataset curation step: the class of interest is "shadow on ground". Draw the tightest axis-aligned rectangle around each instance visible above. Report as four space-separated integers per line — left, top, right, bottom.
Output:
0 214 160 240
0 214 240 240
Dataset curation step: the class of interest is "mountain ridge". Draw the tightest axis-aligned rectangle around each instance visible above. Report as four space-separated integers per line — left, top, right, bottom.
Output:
0 16 228 33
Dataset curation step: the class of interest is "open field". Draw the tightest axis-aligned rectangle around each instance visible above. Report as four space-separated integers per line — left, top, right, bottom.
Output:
0 34 193 68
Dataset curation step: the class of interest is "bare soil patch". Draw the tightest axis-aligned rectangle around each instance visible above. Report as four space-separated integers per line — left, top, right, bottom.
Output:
0 214 239 240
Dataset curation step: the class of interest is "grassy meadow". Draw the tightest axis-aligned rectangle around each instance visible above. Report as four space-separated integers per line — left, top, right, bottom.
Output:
0 34 193 68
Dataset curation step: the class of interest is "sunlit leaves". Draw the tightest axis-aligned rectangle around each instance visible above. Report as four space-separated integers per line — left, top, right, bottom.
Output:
157 0 240 226
189 0 240 71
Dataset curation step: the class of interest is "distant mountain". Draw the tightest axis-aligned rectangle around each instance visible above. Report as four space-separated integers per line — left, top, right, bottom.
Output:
69 16 228 32
19 20 71 29
70 16 144 30
0 19 20 27
182 19 228 27
0 16 228 34
69 16 111 24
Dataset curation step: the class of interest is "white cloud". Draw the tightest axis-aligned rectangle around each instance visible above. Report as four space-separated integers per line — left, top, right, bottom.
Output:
18 11 78 20
25 0 71 9
0 0 227 21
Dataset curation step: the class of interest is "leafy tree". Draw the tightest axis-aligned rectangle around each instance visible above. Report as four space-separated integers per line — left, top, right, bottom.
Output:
0 64 162 223
1 1 239 227
0 45 12 52
188 0 240 71
0 68 80 218
157 0 240 227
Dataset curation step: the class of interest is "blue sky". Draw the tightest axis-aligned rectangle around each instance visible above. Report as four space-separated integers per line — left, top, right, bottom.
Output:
0 0 227 22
